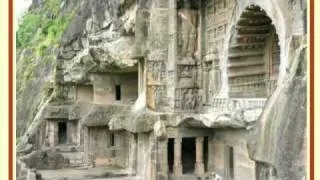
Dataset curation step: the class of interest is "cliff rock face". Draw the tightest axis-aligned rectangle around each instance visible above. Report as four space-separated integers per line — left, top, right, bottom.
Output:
16 0 137 138
248 39 307 180
16 47 56 137
59 0 137 84
16 0 308 179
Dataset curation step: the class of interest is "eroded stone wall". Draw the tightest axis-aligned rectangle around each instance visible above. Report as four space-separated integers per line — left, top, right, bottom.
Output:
85 127 130 168
92 73 138 104
210 129 256 180
76 85 94 102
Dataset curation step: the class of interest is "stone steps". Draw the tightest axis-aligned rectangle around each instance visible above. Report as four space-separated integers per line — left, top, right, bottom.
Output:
55 145 86 167
56 145 78 152
61 151 85 167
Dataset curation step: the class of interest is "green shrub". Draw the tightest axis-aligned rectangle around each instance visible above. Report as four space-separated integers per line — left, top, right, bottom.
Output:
16 12 42 47
16 0 74 51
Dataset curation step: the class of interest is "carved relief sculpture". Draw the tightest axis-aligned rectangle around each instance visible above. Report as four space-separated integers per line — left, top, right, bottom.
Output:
178 0 198 62
184 89 195 111
208 48 221 102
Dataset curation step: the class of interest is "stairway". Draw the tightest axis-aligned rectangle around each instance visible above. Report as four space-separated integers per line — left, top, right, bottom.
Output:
56 145 86 168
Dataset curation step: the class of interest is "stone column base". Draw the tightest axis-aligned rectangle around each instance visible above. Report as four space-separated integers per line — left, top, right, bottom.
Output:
173 164 183 175
195 162 205 175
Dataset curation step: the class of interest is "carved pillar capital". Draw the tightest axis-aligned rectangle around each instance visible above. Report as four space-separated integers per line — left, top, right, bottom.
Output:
174 137 182 144
196 137 204 143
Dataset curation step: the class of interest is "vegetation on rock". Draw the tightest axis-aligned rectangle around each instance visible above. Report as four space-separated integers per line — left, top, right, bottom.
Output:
16 0 74 56
16 0 76 137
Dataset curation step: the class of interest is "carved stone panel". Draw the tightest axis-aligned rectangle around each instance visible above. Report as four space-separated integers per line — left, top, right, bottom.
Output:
205 0 235 58
174 0 203 112
146 60 167 111
288 0 306 35
177 0 200 61
175 88 203 112
146 8 169 111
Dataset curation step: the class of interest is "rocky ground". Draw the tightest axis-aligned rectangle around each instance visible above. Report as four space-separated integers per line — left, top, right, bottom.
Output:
39 166 139 180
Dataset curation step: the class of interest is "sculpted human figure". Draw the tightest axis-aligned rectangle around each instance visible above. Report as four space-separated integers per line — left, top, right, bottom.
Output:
181 66 189 76
196 89 203 108
192 66 198 86
184 89 194 111
154 87 161 107
178 0 198 61
153 62 160 81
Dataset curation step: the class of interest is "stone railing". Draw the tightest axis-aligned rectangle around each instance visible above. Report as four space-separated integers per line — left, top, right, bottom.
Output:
210 98 267 111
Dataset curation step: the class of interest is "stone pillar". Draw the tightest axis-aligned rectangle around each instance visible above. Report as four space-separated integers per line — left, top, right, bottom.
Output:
197 0 205 89
211 58 221 98
211 140 226 179
138 59 145 95
83 127 89 164
173 138 182 175
167 0 178 111
156 139 169 180
67 122 72 144
53 121 58 146
135 0 150 58
195 137 205 175
146 1 169 111
128 133 137 175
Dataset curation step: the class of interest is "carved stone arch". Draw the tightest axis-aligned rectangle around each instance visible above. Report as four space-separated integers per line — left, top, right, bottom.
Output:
226 4 281 98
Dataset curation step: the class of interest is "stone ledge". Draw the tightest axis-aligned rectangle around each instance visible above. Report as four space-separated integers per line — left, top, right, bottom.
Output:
82 104 131 127
43 104 81 120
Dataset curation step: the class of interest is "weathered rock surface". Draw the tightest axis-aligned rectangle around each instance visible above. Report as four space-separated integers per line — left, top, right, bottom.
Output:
16 47 56 137
16 159 42 180
60 0 138 83
17 0 140 146
248 42 307 180
20 149 70 170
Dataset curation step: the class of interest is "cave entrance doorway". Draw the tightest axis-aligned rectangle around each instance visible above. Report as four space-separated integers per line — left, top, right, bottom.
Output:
182 137 196 174
167 138 174 173
115 85 121 101
203 136 209 172
58 122 67 144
